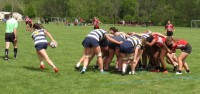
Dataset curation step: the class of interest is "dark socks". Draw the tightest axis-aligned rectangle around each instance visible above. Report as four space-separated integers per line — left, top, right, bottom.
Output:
14 48 17 58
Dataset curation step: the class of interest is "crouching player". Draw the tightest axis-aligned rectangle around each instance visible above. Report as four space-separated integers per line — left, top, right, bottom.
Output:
120 36 145 75
31 23 58 73
165 37 192 74
81 28 122 74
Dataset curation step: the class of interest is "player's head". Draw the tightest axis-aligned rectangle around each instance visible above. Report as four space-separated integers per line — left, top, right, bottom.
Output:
167 20 171 24
33 23 42 29
12 13 18 19
166 36 174 45
109 27 118 34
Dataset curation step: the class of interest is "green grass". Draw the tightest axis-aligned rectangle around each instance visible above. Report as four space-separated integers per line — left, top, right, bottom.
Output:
0 22 200 94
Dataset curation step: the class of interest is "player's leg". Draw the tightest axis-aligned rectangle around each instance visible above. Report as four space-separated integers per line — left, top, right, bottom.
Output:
94 46 104 73
37 51 45 69
104 49 115 71
38 49 58 73
159 47 168 74
13 37 18 59
176 52 188 74
81 47 91 73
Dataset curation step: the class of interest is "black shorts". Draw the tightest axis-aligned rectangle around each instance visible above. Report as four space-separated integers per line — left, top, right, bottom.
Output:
5 33 15 43
167 31 173 36
181 44 192 54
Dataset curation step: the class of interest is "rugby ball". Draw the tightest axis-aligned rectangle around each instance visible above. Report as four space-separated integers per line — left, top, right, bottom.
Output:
50 41 58 48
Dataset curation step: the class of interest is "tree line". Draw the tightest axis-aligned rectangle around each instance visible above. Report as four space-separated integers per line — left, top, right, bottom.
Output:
1 0 200 27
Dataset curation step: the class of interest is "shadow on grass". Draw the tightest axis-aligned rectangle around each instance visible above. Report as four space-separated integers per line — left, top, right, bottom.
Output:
23 66 49 72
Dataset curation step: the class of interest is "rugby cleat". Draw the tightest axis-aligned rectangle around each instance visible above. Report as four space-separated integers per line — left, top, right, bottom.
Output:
54 68 59 73
40 65 45 69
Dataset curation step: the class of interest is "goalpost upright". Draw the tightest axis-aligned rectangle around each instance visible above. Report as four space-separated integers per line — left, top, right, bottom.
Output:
191 20 200 28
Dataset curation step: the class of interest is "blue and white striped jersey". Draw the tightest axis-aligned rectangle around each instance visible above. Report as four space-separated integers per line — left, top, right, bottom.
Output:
141 33 150 39
127 36 141 47
86 29 108 42
31 29 48 45
111 34 127 42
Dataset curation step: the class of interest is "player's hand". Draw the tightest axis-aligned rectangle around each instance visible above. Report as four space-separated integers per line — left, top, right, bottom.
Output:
14 37 17 42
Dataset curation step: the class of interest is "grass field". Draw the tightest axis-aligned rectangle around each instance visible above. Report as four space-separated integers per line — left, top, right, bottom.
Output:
0 22 200 94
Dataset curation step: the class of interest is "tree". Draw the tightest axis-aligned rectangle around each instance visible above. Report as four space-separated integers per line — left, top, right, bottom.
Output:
2 4 12 12
24 5 36 18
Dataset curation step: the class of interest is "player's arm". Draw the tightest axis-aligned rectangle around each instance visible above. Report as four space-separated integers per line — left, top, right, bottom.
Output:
44 29 55 42
163 43 171 53
13 28 17 41
152 32 166 38
105 35 122 45
133 45 141 64
146 39 156 46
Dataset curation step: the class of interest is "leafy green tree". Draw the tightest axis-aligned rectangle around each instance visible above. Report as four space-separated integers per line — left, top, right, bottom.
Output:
24 5 36 18
2 4 12 12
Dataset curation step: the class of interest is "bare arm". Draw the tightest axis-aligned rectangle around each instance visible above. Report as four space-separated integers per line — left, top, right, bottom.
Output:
163 43 171 53
133 46 140 63
44 30 55 42
106 35 122 45
146 39 156 46
152 32 167 38
14 28 17 41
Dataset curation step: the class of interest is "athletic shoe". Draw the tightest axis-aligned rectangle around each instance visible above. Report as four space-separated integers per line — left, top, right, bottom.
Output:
175 71 182 75
4 57 8 60
93 65 99 69
14 56 17 59
163 70 168 74
185 70 191 74
122 71 126 75
129 71 137 75
150 69 160 72
81 70 85 74
100 71 107 74
40 65 45 69
74 66 80 70
173 66 178 71
54 68 59 73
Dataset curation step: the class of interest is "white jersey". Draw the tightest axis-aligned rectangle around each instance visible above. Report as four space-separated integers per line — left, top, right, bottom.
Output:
86 29 108 41
31 29 48 45
127 36 141 47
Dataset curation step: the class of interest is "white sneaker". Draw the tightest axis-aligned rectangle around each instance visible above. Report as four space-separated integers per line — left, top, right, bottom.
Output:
176 72 182 75
129 71 137 75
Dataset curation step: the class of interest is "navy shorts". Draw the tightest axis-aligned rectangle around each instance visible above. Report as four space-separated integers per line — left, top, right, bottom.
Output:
82 37 99 48
99 39 108 47
108 42 120 49
119 41 134 54
35 42 48 51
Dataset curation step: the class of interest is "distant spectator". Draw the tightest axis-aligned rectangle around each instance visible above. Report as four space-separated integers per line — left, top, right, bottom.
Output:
165 20 175 36
93 17 101 29
24 15 33 32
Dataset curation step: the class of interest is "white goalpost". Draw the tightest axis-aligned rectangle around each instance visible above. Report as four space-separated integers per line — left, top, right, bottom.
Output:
191 20 200 28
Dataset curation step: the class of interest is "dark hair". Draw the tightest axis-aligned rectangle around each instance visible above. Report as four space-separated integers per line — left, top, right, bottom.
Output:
33 23 42 29
109 27 118 32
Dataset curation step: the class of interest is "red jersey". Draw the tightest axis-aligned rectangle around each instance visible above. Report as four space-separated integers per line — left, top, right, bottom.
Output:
153 34 166 47
165 24 174 32
171 39 188 50
94 19 99 26
25 17 32 22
